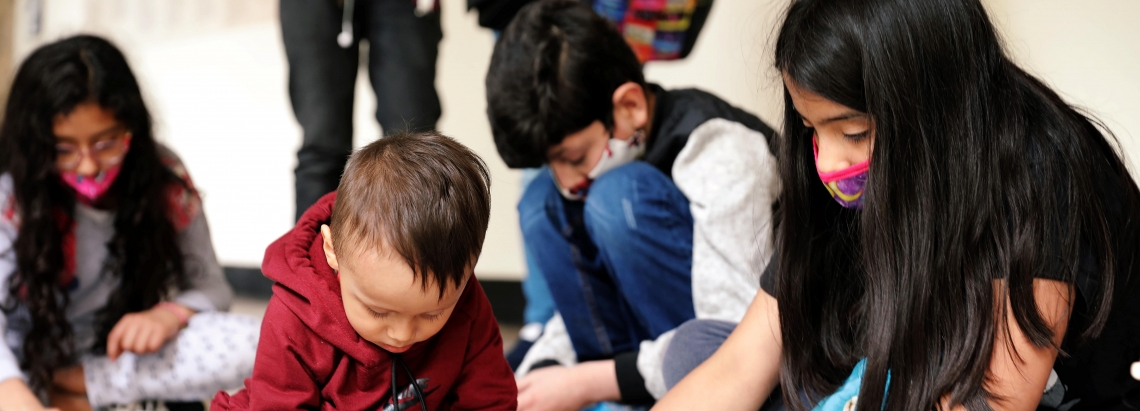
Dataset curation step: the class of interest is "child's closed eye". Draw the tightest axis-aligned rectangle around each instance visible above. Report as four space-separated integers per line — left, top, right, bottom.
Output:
844 131 870 142
421 313 443 322
367 308 390 318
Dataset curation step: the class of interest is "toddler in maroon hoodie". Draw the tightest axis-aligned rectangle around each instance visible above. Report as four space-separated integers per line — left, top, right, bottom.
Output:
213 131 517 410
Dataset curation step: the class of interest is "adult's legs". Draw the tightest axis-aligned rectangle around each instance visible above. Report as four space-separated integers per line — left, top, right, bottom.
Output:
280 0 359 221
583 162 695 341
362 0 442 135
81 313 260 408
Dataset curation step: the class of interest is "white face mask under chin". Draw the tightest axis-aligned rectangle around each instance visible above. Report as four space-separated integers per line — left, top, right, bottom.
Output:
556 129 646 201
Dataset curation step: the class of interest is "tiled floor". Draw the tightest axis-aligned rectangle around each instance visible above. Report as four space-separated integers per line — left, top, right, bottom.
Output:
230 296 522 351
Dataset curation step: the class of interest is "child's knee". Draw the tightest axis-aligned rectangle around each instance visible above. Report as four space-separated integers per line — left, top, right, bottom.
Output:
584 162 687 237
518 172 559 232
662 319 736 390
587 162 668 199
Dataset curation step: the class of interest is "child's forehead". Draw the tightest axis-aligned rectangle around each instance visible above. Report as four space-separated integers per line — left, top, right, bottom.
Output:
342 245 418 282
346 270 467 315
341 246 467 298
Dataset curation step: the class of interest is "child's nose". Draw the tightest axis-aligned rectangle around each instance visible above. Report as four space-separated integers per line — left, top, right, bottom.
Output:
386 324 414 344
816 142 855 175
75 154 100 177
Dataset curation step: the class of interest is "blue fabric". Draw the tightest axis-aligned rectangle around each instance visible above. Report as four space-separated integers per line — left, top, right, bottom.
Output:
813 359 890 411
521 247 555 325
520 168 556 326
583 403 649 411
518 162 695 360
814 359 867 411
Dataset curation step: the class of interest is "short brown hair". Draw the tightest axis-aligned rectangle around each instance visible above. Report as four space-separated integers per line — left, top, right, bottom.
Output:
330 131 491 297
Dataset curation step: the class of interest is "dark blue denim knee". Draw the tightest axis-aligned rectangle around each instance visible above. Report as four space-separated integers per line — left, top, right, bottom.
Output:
518 163 695 360
584 163 696 338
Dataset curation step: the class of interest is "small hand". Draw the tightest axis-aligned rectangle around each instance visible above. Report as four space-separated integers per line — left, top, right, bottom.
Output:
105 305 186 361
518 366 593 411
518 360 621 411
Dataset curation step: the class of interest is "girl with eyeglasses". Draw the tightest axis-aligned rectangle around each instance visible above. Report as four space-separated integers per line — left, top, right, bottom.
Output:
0 35 258 410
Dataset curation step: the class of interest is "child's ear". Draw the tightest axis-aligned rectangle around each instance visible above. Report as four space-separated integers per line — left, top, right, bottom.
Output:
611 81 649 138
320 224 341 272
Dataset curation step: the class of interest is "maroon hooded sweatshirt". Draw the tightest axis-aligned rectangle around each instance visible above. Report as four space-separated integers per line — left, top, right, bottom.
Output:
212 193 517 410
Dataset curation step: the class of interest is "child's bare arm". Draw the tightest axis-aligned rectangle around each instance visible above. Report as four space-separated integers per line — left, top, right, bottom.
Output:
0 378 60 411
653 291 782 410
973 279 1071 411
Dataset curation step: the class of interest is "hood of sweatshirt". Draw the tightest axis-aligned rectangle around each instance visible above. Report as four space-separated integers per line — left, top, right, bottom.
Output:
260 191 391 364
213 192 517 411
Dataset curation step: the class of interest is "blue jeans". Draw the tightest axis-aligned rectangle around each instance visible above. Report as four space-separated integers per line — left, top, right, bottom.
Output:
520 168 556 326
519 162 695 360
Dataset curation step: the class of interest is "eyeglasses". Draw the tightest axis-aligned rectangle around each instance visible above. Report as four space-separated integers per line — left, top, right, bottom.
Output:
55 129 131 171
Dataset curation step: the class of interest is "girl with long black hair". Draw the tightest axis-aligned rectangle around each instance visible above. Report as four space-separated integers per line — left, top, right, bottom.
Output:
655 0 1140 409
0 35 258 410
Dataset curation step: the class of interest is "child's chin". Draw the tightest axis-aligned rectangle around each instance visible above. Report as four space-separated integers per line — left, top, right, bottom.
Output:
378 342 414 353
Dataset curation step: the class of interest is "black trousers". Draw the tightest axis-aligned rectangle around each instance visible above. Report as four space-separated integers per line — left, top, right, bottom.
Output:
281 0 442 221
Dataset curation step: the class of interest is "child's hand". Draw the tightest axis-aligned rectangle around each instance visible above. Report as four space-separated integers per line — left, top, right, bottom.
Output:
105 305 186 361
517 366 591 411
517 361 620 411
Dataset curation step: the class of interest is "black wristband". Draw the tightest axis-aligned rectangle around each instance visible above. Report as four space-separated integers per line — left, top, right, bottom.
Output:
614 351 654 404
529 359 562 371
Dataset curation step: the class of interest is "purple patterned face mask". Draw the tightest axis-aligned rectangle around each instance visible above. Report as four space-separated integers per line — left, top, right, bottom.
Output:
813 136 869 209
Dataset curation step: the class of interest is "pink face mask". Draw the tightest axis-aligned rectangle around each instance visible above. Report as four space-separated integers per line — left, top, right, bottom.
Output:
813 136 869 210
61 164 124 204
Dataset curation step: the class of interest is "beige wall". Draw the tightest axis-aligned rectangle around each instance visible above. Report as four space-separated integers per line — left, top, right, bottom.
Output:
986 0 1140 176
6 0 1139 280
0 0 13 112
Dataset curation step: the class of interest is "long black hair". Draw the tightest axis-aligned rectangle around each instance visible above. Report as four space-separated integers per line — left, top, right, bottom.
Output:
771 0 1140 409
0 35 189 391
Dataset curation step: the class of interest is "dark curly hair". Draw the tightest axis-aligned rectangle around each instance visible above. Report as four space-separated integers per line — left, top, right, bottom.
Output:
0 35 189 392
